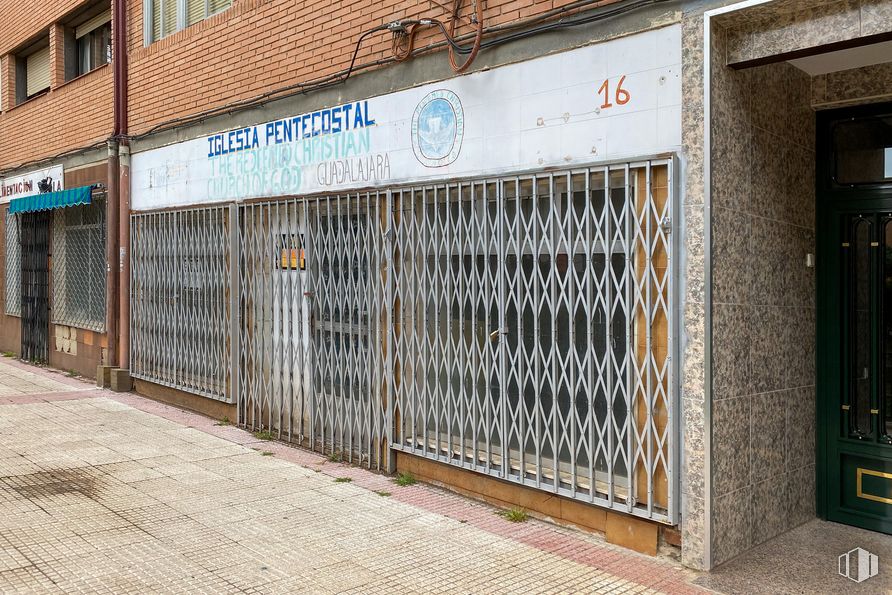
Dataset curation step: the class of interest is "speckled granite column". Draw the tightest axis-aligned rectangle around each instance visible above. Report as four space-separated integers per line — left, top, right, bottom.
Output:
680 10 708 571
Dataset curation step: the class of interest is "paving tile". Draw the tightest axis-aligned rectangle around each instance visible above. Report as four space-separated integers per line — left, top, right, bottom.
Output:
0 358 705 594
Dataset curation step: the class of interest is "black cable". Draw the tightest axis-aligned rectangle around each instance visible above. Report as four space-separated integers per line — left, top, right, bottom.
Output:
475 0 666 51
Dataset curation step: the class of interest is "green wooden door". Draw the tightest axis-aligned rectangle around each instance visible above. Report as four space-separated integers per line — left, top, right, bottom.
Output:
818 104 892 533
824 209 892 532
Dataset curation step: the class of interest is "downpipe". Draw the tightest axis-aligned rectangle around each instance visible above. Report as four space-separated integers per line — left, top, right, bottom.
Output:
105 140 119 367
117 143 130 368
111 0 129 370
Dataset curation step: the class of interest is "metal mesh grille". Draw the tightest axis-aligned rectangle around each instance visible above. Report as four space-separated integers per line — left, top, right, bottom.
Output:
146 159 676 522
4 210 22 317
130 207 232 402
238 195 388 468
226 160 677 522
52 200 106 331
391 161 675 522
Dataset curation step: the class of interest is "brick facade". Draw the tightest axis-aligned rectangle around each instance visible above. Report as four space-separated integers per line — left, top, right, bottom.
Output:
0 66 113 171
126 0 602 135
0 0 612 171
0 0 114 172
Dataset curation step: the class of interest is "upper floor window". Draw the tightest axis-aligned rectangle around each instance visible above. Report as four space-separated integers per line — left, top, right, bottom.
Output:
146 0 232 44
75 9 111 76
18 40 51 103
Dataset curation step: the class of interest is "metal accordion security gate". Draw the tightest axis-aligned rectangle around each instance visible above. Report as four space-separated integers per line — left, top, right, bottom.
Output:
389 161 676 522
238 196 388 467
130 207 233 401
236 159 676 522
131 158 676 523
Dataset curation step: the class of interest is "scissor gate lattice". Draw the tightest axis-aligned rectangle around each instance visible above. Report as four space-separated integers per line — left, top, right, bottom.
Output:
131 159 676 523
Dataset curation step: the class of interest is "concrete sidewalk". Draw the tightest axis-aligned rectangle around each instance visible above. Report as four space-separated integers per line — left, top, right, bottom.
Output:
0 357 707 594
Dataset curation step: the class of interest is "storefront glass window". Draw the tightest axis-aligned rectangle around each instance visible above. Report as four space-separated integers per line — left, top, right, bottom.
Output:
52 201 106 331
833 114 892 185
851 217 872 437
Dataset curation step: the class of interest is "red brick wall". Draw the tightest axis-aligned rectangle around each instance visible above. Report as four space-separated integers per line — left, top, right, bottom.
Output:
0 65 113 171
0 0 88 55
0 0 114 171
0 0 611 170
127 0 598 135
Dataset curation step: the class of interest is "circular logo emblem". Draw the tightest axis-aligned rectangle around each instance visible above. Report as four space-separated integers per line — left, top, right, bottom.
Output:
411 90 464 167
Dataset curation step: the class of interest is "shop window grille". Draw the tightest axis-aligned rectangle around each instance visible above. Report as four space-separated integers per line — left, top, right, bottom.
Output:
52 200 107 331
390 162 675 522
130 207 232 402
130 158 676 523
238 195 388 466
4 211 22 317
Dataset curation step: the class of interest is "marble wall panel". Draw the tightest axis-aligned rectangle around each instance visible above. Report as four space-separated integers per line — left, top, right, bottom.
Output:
703 0 892 570
709 24 818 567
813 62 892 108
724 0 862 64
713 396 752 497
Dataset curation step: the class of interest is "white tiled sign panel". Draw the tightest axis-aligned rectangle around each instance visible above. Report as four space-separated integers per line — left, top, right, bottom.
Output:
132 24 681 211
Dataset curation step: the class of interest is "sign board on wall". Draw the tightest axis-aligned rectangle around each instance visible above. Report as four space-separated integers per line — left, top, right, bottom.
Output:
1 164 64 204
131 24 681 211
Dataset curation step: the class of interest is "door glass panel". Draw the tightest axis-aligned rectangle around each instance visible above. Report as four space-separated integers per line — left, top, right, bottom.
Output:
833 114 892 184
885 220 892 440
852 218 872 437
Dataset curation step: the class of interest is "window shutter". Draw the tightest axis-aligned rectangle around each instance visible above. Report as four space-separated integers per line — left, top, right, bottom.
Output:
208 0 230 15
26 47 51 97
151 0 161 41
153 0 178 39
187 0 205 26
76 9 111 39
162 0 178 37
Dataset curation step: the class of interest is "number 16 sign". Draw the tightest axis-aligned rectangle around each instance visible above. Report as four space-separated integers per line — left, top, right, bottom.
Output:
597 75 631 110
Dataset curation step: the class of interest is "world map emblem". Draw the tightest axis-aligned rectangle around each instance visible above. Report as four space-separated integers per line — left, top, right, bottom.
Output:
411 90 464 167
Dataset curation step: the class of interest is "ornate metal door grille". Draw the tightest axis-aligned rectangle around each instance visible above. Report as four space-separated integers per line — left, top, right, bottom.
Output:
20 211 50 363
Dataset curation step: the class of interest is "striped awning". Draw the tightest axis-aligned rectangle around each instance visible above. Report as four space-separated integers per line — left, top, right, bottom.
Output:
8 185 94 214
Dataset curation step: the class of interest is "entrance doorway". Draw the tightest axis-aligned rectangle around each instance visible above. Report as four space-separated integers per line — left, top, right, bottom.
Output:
819 103 892 534
19 211 50 363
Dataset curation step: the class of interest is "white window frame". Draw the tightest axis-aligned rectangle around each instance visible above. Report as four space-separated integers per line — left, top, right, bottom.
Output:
143 0 231 45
